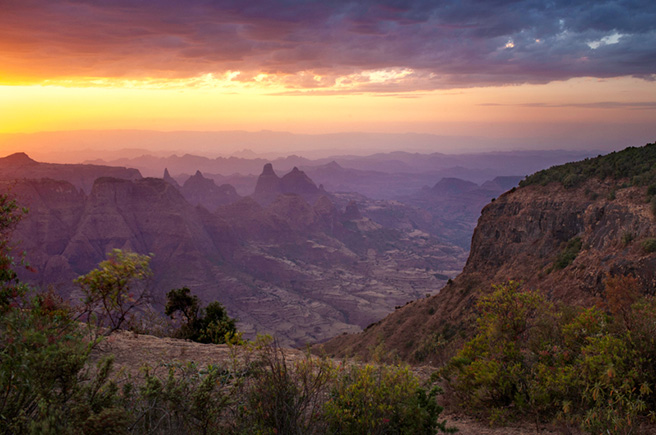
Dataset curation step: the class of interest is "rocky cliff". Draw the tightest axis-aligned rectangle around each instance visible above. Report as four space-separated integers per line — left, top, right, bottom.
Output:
252 164 324 205
318 144 656 364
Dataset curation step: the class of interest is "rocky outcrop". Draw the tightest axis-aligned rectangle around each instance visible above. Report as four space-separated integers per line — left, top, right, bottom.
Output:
162 168 180 188
252 164 324 205
479 176 523 192
252 163 282 203
180 170 240 210
280 167 320 195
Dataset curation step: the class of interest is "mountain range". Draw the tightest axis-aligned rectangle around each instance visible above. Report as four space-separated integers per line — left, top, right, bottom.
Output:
4 154 468 346
3 143 623 348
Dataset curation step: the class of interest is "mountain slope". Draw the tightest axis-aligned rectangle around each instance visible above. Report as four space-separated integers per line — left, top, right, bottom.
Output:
318 143 656 364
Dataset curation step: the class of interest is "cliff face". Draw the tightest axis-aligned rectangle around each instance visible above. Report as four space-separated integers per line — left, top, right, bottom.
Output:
318 178 656 363
466 181 656 301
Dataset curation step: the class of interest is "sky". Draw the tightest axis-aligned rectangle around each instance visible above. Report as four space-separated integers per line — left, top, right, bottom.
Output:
1 0 656 156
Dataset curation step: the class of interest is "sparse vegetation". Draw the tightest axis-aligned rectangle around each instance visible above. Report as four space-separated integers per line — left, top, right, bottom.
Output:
621 231 634 246
521 142 656 189
553 236 582 270
641 238 656 253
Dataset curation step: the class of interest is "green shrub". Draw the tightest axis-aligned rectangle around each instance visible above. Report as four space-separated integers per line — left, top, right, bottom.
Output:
325 363 456 434
642 238 656 253
121 361 238 434
165 287 239 344
553 236 582 269
607 189 616 200
647 184 656 196
443 280 656 433
235 338 334 434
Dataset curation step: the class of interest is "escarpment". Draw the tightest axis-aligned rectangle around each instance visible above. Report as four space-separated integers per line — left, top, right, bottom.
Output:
319 145 656 364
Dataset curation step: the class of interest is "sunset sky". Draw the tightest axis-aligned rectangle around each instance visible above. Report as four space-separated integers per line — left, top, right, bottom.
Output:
1 0 655 155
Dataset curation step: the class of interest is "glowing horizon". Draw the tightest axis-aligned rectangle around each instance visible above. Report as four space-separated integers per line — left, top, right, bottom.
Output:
1 1 655 151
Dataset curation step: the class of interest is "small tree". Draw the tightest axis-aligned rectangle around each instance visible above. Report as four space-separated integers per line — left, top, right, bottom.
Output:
165 287 238 344
76 249 152 336
165 287 201 339
198 301 238 344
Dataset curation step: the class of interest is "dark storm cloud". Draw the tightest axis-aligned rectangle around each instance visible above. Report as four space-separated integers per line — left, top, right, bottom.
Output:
1 0 655 89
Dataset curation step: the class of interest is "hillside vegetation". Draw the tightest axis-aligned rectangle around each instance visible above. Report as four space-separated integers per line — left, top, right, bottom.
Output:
521 142 656 188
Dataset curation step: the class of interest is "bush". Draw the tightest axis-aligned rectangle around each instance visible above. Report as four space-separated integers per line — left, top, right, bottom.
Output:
442 280 656 433
325 363 456 434
641 238 656 253
553 236 582 270
235 337 334 434
165 287 239 344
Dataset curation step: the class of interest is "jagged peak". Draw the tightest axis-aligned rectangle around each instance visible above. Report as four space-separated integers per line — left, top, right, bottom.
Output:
261 163 277 177
280 166 319 195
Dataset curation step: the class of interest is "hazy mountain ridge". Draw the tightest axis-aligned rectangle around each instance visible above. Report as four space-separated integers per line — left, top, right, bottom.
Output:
86 149 596 199
0 152 142 193
1 129 607 165
319 143 656 364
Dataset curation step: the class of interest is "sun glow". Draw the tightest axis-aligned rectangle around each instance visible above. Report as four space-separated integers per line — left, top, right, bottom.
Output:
0 74 654 137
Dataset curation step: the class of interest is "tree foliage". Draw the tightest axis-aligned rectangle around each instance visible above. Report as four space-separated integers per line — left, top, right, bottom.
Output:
76 249 152 336
165 287 238 344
